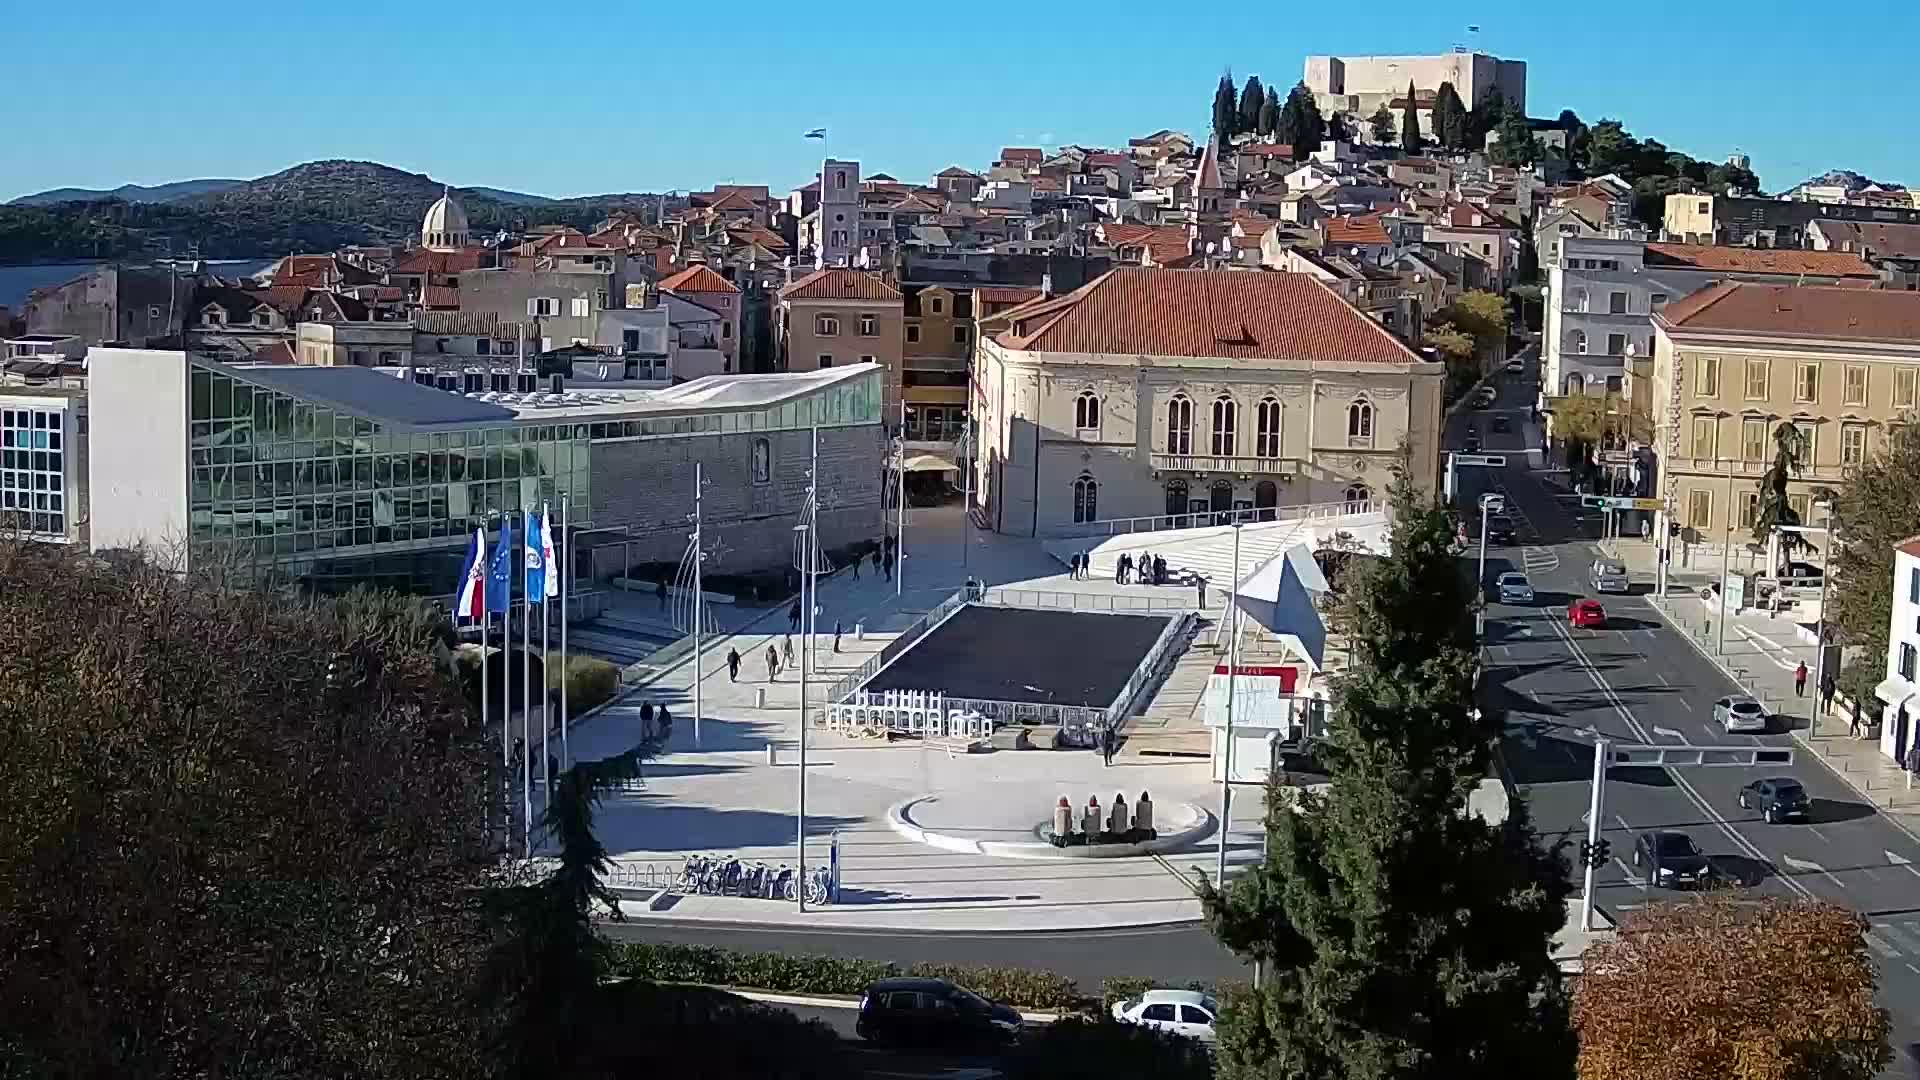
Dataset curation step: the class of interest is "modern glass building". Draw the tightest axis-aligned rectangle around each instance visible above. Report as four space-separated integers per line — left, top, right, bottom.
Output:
0 395 79 542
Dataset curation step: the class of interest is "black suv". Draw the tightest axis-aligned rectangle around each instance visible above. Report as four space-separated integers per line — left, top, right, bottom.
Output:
1739 776 1811 823
1633 830 1714 889
1484 514 1517 544
856 977 1023 1047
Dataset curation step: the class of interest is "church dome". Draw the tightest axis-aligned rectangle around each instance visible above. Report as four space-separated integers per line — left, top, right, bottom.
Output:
422 189 470 251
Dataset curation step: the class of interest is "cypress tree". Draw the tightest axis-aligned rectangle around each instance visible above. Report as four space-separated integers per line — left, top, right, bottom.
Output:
1213 73 1238 139
1327 110 1351 143
1368 104 1396 146
1291 82 1326 159
1201 469 1575 1080
1433 81 1468 150
1260 86 1281 137
1238 75 1266 138
1400 80 1422 154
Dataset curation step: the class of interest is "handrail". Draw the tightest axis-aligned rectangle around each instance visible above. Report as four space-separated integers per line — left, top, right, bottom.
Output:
824 586 970 703
1045 498 1382 540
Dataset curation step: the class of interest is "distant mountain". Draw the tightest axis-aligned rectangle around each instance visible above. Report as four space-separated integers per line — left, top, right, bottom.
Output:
1783 169 1907 196
0 159 667 263
9 179 244 207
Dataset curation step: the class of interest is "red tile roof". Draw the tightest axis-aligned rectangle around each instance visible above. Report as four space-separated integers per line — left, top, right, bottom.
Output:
659 264 740 294
1658 282 1920 341
1096 222 1193 266
421 285 460 310
1897 534 1920 559
1238 142 1297 158
391 248 489 274
998 147 1042 163
1087 152 1129 168
779 268 901 302
994 268 1426 364
1642 243 1877 278
1323 215 1391 247
252 340 297 364
937 165 981 179
976 286 1043 305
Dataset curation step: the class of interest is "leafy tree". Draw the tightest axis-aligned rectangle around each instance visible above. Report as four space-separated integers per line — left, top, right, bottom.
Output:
1274 83 1326 160
1427 322 1478 398
1585 119 1634 176
0 544 501 1080
1239 75 1266 138
1548 393 1617 486
1491 108 1540 167
1574 894 1890 1080
1260 85 1281 137
1558 109 1591 172
1214 73 1239 139
1200 469 1574 1080
1436 289 1509 351
1826 420 1920 693
1400 81 1422 154
1432 81 1468 150
1466 94 1508 150
1368 104 1396 146
1003 1016 1213 1080
1327 110 1351 143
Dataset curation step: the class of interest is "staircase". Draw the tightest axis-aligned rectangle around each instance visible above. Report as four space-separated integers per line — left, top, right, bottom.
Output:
567 610 683 666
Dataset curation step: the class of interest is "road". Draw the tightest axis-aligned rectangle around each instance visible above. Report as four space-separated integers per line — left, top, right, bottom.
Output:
1453 347 1920 1077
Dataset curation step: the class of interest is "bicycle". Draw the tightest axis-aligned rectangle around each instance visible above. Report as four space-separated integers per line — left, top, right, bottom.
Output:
676 855 710 894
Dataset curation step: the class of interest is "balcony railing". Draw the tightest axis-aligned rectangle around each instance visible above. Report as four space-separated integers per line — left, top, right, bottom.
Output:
1149 452 1296 474
1672 455 1853 482
1046 497 1384 540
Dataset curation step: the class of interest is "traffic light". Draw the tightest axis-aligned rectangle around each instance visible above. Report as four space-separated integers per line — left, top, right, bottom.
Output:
1580 495 1608 509
1579 839 1612 869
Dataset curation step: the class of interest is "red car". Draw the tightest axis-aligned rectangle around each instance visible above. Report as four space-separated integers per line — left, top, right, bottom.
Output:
1568 599 1606 628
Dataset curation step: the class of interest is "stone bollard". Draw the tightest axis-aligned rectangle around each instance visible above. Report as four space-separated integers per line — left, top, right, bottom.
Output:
1135 791 1154 834
1109 793 1131 835
755 687 768 708
1082 795 1102 839
766 743 776 766
855 621 866 641
1053 796 1073 841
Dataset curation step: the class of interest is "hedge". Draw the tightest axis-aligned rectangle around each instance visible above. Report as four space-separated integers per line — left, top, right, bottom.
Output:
607 941 1082 1012
550 653 622 718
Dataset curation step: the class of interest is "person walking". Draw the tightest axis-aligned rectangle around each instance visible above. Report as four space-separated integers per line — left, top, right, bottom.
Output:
639 701 655 738
1136 550 1148 583
1154 555 1167 585
765 644 780 680
726 647 741 682
656 704 672 739
1100 724 1115 767
782 634 796 671
1821 672 1837 715
1116 553 1131 584
1196 576 1207 608
788 599 802 633
1794 660 1808 698
833 620 843 653
850 551 861 579
882 548 895 581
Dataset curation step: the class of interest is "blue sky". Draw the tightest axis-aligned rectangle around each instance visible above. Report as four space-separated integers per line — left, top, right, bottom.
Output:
4 2 1911 202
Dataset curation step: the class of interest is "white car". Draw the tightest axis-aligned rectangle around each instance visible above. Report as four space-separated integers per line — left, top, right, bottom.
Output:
1504 358 1526 374
1111 989 1218 1043
1714 694 1769 734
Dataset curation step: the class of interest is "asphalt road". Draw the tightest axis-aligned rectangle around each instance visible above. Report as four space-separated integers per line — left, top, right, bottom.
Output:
1453 348 1920 1077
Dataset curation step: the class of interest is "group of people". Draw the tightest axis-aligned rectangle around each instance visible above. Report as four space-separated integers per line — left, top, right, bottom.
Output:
1115 551 1168 586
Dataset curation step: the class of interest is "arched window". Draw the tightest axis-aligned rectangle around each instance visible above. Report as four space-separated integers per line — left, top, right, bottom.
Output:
1072 473 1099 523
1347 398 1374 444
1211 395 1237 456
1572 329 1588 354
1345 483 1372 508
1075 390 1100 433
1164 479 1189 518
1165 394 1193 455
1255 396 1281 458
1565 373 1586 395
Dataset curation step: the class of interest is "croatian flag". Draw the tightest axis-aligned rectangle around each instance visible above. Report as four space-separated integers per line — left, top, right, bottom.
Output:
540 503 559 600
523 509 547 604
803 128 827 140
454 528 486 622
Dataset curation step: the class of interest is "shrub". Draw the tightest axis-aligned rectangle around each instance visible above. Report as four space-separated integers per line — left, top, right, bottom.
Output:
607 941 1087 1011
1001 1016 1214 1080
1101 977 1157 1009
551 653 621 718
905 963 1080 1013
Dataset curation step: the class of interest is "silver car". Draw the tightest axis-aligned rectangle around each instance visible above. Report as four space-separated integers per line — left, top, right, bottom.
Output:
1714 695 1769 734
1589 559 1628 594
1496 572 1535 604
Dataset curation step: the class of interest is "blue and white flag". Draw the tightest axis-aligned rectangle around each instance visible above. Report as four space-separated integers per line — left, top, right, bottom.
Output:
486 519 515 613
523 509 547 604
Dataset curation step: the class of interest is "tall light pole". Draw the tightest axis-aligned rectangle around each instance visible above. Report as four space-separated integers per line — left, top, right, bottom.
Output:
795 426 822 909
958 416 975 574
1581 737 1611 932
1216 521 1242 884
1477 492 1495 588
895 401 907 597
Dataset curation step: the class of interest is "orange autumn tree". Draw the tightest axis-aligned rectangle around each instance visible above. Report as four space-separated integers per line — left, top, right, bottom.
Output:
1573 894 1890 1080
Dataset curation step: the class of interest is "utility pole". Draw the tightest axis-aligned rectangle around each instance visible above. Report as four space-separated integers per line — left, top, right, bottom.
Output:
1217 522 1242 884
797 426 821 909
1581 737 1610 932
895 400 907 597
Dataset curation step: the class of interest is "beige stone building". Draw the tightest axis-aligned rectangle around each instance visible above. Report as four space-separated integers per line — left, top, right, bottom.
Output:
1651 283 1920 540
975 268 1445 536
776 269 904 411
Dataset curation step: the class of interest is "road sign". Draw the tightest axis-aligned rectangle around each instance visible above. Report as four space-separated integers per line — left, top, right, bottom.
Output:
1580 495 1665 511
1452 453 1508 467
1607 744 1792 768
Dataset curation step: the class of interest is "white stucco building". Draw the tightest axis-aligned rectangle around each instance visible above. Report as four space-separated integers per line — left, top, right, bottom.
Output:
1877 539 1920 768
974 268 1445 536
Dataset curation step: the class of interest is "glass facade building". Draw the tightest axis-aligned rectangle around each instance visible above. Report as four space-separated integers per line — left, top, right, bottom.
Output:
0 401 71 541
188 360 588 593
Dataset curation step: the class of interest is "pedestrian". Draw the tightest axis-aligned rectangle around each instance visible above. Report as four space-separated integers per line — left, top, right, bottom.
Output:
727 647 741 682
640 701 654 737
882 549 895 581
834 620 843 652
1116 553 1131 584
656 577 668 610
1196 577 1207 608
1795 661 1808 697
782 634 796 670
1821 672 1837 715
1136 550 1148 583
657 704 672 738
850 551 861 579
1154 555 1167 585
766 644 779 680
1101 724 1115 767
788 599 802 632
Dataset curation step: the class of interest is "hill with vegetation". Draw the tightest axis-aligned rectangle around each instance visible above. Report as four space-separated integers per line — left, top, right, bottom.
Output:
8 179 244 207
0 160 664 263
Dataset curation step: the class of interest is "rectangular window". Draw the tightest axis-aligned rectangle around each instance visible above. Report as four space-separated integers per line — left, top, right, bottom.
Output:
860 355 876 366
1609 291 1627 314
1652 292 1669 306
1795 362 1819 403
1900 641 1917 683
1691 416 1718 459
528 297 556 317
1794 420 1816 463
569 297 591 318
1744 358 1769 400
1910 567 1919 605
1738 492 1760 529
1688 489 1712 529
1788 493 1811 523
1742 418 1768 461
906 325 921 344
815 315 839 336
1696 356 1719 397
859 314 877 336
1841 424 1867 466
1607 333 1626 356
1843 364 1868 407
817 354 833 368
954 326 969 345
1895 368 1918 409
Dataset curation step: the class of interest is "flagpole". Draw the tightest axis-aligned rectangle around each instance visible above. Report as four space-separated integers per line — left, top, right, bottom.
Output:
560 493 570 768
521 512 532 857
798 424 817 910
692 463 704 750
896 399 906 597
541 504 552 807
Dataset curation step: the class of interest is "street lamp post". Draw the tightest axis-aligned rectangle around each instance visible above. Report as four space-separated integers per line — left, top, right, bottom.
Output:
958 417 974 574
1477 493 1494 588
1216 522 1242 885
895 401 907 597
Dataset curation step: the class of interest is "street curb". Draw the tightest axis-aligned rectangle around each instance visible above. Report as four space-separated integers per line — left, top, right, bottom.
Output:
728 988 1062 1024
1639 594 1920 848
884 795 1218 860
598 913 1213 934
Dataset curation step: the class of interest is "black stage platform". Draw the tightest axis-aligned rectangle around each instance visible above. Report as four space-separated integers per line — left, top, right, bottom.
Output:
864 605 1172 708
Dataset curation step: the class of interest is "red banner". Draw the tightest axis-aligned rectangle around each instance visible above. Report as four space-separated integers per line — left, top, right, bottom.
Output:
1211 664 1298 692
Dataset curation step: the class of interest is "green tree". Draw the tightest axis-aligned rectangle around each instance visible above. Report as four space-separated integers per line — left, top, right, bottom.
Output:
1400 81 1422 154
1491 108 1540 168
1826 420 1920 697
1438 289 1509 351
1003 1017 1213 1080
1466 94 1508 150
1239 75 1266 138
1585 119 1634 176
1427 322 1478 399
1432 81 1468 150
1557 109 1590 172
1260 85 1281 137
1214 73 1239 138
1368 104 1396 146
1275 83 1326 160
1327 110 1352 143
1200 470 1574 1080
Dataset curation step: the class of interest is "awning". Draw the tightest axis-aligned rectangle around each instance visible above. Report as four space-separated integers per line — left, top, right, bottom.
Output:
902 453 959 473
1874 676 1918 709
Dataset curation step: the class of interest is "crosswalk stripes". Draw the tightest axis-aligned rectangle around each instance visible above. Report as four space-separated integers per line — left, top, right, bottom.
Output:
1871 918 1920 961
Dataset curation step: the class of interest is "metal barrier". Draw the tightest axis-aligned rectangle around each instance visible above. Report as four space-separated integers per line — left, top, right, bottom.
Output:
978 587 1193 614
824 586 970 703
1043 498 1382 540
1104 611 1199 734
823 690 996 740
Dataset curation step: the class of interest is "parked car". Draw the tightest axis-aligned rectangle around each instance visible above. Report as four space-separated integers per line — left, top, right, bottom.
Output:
1738 777 1811 823
1484 514 1517 544
1713 694 1770 734
1504 358 1526 374
1588 558 1629 594
1568 598 1606 628
857 978 1024 1047
1463 430 1482 452
1496 572 1535 604
1632 830 1714 888
1111 989 1220 1043
1478 493 1507 514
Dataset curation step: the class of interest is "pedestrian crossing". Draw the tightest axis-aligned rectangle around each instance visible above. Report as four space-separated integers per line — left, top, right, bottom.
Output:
1867 917 1920 968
